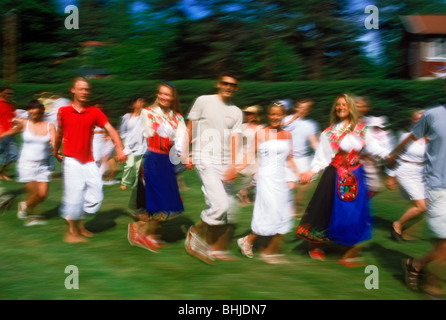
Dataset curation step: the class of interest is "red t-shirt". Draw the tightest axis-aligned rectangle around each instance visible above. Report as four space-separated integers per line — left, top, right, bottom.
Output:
57 104 108 163
0 100 16 134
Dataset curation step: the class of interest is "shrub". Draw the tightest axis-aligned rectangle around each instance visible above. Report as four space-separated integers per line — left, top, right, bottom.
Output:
6 78 445 130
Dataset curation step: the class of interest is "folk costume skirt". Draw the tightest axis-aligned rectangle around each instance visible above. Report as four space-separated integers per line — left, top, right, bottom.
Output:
296 165 372 246
134 150 183 221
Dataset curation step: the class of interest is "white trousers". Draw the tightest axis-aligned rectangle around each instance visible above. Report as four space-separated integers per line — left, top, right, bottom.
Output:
195 163 237 226
426 188 446 239
60 157 103 221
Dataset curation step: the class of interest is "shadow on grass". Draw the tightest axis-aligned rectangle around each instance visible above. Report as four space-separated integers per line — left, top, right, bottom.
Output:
372 215 392 230
41 206 61 220
365 243 409 285
157 215 195 243
84 209 125 233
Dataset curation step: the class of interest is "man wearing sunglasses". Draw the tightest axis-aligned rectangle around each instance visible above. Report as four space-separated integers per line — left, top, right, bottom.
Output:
184 71 243 263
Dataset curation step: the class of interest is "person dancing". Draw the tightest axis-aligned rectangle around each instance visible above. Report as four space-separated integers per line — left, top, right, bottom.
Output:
386 109 427 241
235 102 299 264
127 82 186 253
296 93 391 266
54 77 126 243
119 96 147 190
0 99 56 226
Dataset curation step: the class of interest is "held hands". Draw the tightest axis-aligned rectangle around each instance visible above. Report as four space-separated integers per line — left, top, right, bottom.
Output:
385 175 398 190
299 171 316 184
54 151 63 162
183 156 194 170
223 165 239 184
115 149 127 164
385 154 397 169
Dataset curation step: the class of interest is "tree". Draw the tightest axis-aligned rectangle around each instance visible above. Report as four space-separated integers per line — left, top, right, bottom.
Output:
0 0 63 82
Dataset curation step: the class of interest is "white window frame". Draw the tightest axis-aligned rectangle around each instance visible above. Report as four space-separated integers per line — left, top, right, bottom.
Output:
423 38 446 62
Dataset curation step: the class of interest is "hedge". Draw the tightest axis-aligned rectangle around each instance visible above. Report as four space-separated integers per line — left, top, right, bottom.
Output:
5 78 445 132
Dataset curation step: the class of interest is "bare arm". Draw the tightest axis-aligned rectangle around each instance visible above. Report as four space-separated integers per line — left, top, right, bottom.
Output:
53 125 64 162
387 133 417 168
286 133 299 178
223 132 242 183
181 120 194 170
0 121 24 140
104 122 126 163
283 112 299 127
48 123 56 150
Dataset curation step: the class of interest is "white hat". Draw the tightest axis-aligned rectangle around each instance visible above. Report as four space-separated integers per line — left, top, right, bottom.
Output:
367 116 388 128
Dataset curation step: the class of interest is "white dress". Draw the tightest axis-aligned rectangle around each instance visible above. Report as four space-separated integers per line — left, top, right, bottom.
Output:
251 139 293 236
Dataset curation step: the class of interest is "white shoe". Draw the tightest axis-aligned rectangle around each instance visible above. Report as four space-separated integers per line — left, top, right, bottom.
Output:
24 218 47 227
17 201 28 220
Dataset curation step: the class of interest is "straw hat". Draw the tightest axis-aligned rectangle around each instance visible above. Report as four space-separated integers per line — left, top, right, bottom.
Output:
243 105 261 122
243 105 261 114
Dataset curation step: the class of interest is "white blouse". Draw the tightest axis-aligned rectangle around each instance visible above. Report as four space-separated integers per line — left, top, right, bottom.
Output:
311 121 391 173
141 107 187 154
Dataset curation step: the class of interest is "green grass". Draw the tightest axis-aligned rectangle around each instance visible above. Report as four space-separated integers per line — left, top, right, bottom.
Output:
0 162 440 300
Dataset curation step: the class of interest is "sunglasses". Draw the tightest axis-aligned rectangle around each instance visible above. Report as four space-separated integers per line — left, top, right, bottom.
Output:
220 81 239 88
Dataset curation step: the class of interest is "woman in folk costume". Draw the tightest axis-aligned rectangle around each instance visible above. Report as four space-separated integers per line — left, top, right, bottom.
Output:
127 82 187 253
296 93 391 266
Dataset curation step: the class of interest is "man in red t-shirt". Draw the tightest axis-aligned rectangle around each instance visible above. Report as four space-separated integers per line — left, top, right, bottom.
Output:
54 77 126 243
0 85 18 181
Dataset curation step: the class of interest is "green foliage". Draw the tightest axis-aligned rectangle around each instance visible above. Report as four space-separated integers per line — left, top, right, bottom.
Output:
7 78 445 131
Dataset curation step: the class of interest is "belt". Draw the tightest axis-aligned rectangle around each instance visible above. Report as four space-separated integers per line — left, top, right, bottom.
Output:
401 159 424 165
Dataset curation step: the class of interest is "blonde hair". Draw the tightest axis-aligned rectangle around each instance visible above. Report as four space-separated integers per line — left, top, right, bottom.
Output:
71 77 89 89
151 81 182 115
268 101 287 115
329 93 359 128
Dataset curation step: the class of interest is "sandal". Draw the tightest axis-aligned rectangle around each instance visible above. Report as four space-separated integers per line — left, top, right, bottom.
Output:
391 224 404 242
402 257 423 291
184 227 215 264
237 236 254 258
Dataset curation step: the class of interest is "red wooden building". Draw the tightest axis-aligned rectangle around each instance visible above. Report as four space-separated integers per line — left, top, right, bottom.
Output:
400 15 446 79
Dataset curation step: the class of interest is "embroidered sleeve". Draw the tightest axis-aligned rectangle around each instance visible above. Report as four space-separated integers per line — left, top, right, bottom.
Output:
141 108 155 138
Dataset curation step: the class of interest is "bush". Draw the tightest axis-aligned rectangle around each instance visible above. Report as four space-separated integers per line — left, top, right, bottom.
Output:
6 78 445 130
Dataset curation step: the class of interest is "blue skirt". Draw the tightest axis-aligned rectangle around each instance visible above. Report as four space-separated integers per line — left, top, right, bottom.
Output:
327 165 372 246
142 151 184 220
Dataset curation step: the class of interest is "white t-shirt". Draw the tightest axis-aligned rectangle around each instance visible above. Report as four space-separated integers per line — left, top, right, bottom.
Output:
120 113 147 156
188 94 243 164
283 116 319 158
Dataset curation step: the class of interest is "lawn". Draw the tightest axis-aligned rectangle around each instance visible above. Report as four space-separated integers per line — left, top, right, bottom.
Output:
0 161 440 301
